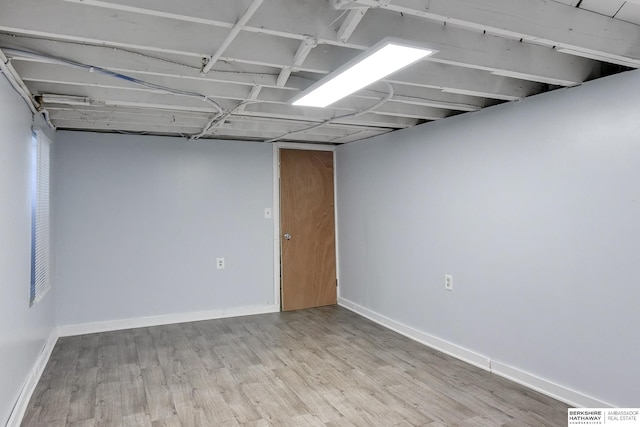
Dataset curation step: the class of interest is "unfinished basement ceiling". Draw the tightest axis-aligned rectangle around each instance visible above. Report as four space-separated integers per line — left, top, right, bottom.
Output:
1 0 639 144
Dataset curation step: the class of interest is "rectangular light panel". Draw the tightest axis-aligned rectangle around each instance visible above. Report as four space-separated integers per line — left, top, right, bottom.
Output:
292 40 435 108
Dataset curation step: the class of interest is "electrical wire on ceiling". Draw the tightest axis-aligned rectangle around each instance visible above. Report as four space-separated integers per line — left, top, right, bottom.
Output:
0 46 225 113
6 34 202 70
0 48 39 114
2 35 286 80
265 81 394 143
0 47 56 129
2 45 394 143
189 97 258 140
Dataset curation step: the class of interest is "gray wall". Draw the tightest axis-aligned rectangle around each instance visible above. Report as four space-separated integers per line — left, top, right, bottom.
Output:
53 132 274 326
0 76 56 424
336 70 640 407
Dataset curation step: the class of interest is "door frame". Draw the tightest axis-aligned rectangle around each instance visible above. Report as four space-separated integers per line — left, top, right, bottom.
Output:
272 142 339 310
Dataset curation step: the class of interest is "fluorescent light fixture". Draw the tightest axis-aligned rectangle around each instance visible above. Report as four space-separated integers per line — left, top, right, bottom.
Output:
292 39 435 108
41 94 91 106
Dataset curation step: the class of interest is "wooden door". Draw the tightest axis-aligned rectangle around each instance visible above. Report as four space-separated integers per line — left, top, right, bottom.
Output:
280 149 337 311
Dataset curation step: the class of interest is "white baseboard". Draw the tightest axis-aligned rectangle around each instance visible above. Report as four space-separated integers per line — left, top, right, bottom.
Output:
338 297 491 371
490 360 613 408
58 304 280 337
6 327 59 427
338 296 613 409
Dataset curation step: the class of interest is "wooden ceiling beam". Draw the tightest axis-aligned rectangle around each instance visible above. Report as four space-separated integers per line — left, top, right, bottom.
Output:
14 0 603 85
335 0 640 67
4 41 539 102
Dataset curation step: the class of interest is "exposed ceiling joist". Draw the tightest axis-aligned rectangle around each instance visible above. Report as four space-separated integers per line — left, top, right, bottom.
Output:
334 0 640 67
53 119 206 134
276 37 317 87
331 8 602 86
18 67 453 121
201 0 264 73
337 7 368 43
48 109 210 128
235 85 263 113
1 0 636 143
388 62 546 101
0 38 290 88
2 0 600 86
3 41 531 104
239 106 418 129
47 104 395 136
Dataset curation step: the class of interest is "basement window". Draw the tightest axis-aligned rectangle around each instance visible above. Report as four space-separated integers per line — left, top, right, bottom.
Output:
30 130 51 306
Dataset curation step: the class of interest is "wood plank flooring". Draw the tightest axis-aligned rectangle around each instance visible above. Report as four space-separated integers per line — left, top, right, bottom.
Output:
21 306 569 426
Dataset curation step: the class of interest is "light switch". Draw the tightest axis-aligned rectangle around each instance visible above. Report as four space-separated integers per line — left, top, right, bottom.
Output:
264 208 272 219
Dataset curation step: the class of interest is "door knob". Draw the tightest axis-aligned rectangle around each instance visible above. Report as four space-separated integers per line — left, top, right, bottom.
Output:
284 233 292 240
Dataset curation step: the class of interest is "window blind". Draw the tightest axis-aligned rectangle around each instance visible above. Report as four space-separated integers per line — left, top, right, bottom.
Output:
30 130 51 306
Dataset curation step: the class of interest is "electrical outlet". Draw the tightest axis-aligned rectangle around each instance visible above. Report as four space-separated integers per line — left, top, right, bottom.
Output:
445 274 453 291
216 258 225 270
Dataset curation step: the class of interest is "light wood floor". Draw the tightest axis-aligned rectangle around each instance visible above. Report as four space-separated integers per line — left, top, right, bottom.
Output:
22 306 568 426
